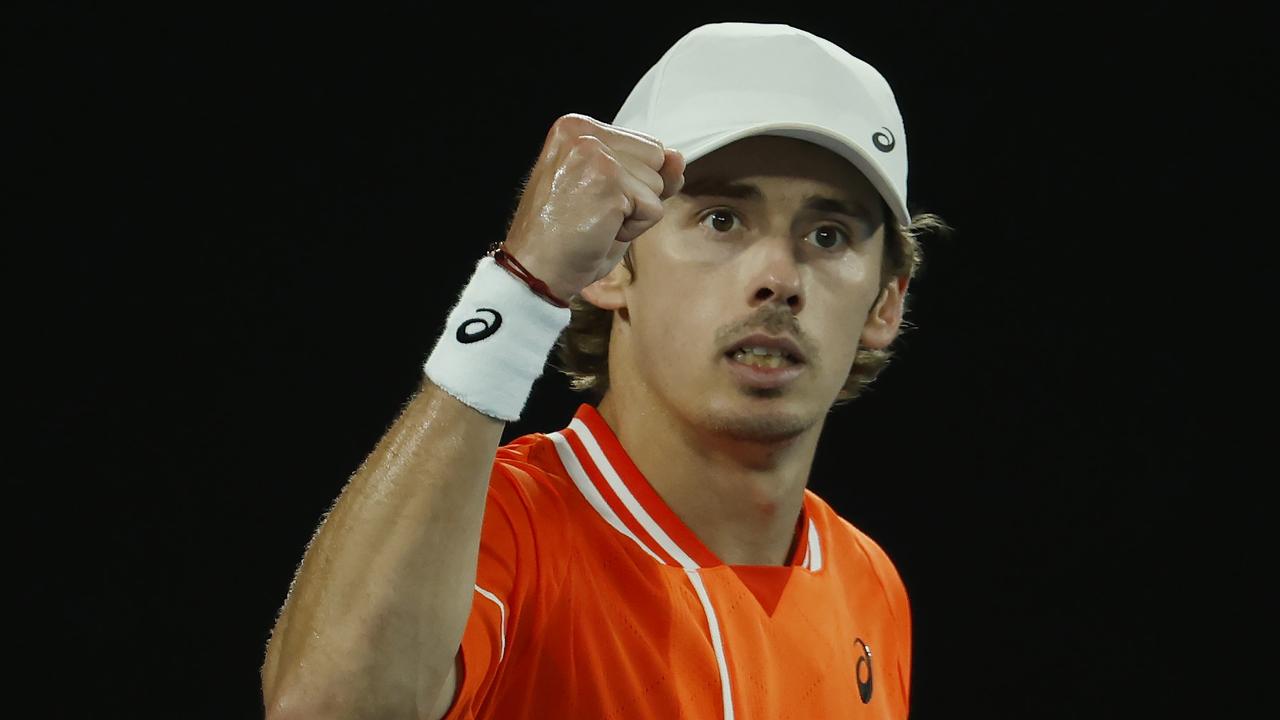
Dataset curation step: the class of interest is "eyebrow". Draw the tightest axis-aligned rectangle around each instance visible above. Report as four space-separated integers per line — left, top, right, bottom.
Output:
680 178 874 220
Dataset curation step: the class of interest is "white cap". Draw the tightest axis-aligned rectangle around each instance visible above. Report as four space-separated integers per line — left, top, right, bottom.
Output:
613 22 911 227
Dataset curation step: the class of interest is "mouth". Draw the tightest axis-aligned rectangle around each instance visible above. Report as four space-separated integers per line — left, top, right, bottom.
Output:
721 333 808 367
723 346 803 369
722 343 806 388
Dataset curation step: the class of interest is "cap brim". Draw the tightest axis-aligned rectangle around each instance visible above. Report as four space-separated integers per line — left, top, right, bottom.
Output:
672 122 910 228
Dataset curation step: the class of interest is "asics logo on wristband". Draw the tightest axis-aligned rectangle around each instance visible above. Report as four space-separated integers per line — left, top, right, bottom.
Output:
456 308 503 343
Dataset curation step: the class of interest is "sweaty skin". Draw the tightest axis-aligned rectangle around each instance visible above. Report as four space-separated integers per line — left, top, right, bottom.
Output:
583 134 908 567
262 114 685 720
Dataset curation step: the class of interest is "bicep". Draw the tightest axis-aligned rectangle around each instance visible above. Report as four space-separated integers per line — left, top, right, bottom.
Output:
424 650 462 720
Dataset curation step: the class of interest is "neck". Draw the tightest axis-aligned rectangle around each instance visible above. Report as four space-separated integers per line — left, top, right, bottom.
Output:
596 389 824 567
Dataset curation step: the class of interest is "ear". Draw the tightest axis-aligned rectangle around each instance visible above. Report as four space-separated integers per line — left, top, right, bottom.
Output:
578 256 632 311
859 274 910 350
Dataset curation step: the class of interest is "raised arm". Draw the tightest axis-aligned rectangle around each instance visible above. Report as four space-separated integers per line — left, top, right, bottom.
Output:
260 113 684 720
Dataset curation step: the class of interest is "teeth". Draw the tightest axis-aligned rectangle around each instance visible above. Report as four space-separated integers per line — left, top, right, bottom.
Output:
731 349 793 368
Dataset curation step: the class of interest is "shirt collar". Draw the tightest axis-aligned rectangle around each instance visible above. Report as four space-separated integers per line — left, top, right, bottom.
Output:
546 403 821 571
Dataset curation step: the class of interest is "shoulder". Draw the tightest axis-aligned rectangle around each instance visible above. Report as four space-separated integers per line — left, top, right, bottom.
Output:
805 490 911 621
484 431 579 552
494 430 564 474
805 492 915 711
490 431 576 506
470 431 580 606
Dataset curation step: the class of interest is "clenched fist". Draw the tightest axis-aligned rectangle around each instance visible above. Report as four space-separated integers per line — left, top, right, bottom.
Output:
501 113 686 301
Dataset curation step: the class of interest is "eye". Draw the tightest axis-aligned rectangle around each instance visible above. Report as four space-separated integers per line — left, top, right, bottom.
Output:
805 225 852 251
698 209 853 251
698 208 742 234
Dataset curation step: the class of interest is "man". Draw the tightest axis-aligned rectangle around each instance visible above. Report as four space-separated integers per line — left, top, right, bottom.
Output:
262 21 947 719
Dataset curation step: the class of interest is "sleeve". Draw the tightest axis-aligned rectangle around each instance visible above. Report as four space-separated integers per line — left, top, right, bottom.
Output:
889 563 912 715
852 526 914 717
876 548 913 716
440 444 567 719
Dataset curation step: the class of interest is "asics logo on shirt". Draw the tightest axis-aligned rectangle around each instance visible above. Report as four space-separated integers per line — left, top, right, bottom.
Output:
855 638 874 704
456 308 503 343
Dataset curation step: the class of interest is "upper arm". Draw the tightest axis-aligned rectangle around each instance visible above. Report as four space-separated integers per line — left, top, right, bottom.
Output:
423 650 462 720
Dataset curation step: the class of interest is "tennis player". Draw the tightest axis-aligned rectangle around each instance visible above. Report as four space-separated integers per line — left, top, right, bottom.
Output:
263 21 948 719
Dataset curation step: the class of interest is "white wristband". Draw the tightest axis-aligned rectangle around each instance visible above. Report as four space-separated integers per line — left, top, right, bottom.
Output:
424 255 572 422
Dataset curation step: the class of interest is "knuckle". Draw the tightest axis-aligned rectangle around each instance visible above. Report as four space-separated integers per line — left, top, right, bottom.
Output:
574 140 619 172
631 131 665 155
552 113 597 137
644 142 668 168
569 133 606 151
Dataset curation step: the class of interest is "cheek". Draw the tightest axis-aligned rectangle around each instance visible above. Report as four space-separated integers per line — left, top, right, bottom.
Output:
810 280 876 359
826 251 884 316
630 277 723 371
833 249 877 287
632 240 717 336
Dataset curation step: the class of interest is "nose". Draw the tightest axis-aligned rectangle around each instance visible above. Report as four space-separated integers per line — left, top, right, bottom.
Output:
747 236 804 313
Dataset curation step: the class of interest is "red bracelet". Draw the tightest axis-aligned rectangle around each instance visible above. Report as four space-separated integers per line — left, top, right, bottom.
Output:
486 241 570 309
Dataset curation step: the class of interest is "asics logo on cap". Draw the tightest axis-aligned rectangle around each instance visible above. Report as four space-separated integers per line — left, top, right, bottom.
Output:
855 638 874 703
872 127 896 153
456 308 503 343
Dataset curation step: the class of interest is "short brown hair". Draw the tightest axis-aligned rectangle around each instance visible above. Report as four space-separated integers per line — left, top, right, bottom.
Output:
552 204 952 407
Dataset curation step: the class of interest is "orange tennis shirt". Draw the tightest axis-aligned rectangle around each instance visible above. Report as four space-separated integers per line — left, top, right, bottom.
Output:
442 403 912 719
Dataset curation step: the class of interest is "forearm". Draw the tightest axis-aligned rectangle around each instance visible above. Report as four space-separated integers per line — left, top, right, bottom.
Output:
262 376 503 718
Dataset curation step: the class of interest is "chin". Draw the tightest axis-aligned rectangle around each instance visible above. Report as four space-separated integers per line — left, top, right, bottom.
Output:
701 392 817 444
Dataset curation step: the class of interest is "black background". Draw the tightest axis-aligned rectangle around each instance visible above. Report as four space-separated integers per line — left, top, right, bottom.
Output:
14 3 1266 718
